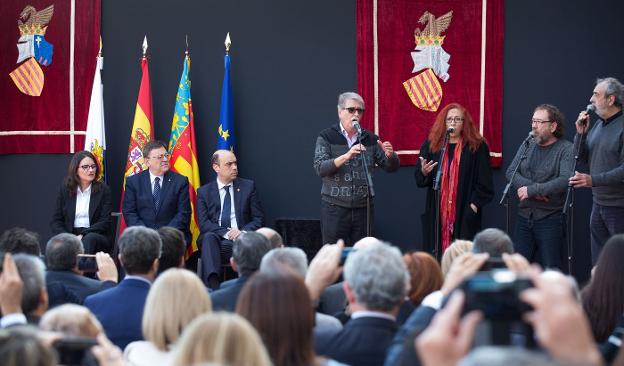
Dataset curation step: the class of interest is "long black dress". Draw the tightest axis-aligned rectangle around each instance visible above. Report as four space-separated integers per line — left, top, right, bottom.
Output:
414 139 494 255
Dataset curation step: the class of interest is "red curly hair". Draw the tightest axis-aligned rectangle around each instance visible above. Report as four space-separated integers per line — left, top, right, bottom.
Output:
428 103 484 153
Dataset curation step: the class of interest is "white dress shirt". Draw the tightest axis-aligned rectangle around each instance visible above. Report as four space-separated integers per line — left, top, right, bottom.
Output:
74 184 92 228
340 122 358 148
217 178 238 238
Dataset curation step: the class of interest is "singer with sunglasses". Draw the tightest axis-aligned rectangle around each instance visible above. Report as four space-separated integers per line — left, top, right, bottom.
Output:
314 92 399 245
505 104 573 269
415 103 493 258
50 150 112 254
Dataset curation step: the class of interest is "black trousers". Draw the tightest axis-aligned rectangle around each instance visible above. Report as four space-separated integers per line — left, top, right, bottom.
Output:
320 200 373 246
199 232 233 283
73 228 110 254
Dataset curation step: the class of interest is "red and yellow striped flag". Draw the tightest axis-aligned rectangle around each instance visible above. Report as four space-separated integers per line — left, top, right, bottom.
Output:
168 52 200 255
403 68 443 112
119 52 154 233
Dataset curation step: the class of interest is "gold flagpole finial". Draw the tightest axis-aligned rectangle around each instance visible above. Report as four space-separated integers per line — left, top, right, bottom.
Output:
224 32 231 53
142 36 148 56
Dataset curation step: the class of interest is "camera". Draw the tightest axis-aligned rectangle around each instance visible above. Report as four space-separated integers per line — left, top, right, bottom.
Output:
53 336 98 366
77 254 98 272
339 247 356 266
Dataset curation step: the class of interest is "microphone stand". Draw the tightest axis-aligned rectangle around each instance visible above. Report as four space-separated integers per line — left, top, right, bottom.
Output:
432 131 451 261
562 130 585 274
499 139 531 233
356 129 375 237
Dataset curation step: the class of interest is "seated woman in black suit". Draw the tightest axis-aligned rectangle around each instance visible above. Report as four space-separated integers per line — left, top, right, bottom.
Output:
51 150 112 254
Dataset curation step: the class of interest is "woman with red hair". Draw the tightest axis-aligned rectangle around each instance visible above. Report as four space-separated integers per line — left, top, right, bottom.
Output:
415 103 493 256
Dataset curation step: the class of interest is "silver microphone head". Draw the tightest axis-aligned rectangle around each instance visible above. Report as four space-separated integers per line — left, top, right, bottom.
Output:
586 104 596 113
447 127 455 134
528 131 534 138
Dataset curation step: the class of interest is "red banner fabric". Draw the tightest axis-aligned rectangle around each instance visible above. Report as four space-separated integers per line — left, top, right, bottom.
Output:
0 0 100 154
356 0 504 167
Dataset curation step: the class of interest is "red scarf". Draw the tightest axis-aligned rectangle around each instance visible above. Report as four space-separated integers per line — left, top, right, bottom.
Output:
439 139 463 251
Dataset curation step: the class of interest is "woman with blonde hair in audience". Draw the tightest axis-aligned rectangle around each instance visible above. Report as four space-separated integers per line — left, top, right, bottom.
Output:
39 303 103 337
237 269 346 366
173 312 271 366
441 239 473 276
124 268 212 365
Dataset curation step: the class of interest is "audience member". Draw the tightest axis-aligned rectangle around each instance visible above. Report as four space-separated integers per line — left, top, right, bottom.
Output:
39 303 102 337
237 269 345 366
124 268 212 366
472 228 514 257
0 326 56 366
210 231 271 311
85 226 161 350
13 254 48 324
156 227 186 276
45 233 117 303
173 312 272 366
397 252 443 325
256 227 284 248
441 239 473 276
582 233 624 343
0 227 41 256
315 241 409 366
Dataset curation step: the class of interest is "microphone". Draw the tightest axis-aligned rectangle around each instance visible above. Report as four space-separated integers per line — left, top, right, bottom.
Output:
524 131 534 146
446 127 455 134
580 104 595 126
352 119 362 135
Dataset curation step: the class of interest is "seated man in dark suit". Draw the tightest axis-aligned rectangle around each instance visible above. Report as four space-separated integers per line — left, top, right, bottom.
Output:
122 140 191 244
315 241 409 366
45 233 117 303
197 150 264 288
209 231 271 311
84 226 160 350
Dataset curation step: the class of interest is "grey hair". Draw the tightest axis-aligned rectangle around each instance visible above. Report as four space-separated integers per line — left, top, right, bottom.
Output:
259 247 308 278
472 228 514 257
13 254 46 314
232 232 272 277
459 346 559 366
45 233 84 271
597 77 624 107
344 242 409 311
118 226 162 275
337 92 365 110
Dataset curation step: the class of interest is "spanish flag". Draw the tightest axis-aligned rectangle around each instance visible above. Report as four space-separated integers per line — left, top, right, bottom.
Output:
119 39 154 234
168 51 201 255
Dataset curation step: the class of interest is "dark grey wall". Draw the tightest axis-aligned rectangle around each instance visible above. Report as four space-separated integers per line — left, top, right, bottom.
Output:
1 0 622 283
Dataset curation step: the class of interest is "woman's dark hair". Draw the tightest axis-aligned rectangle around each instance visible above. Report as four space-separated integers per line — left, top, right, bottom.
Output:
428 103 484 153
403 251 443 305
64 150 101 195
581 234 624 343
236 269 315 366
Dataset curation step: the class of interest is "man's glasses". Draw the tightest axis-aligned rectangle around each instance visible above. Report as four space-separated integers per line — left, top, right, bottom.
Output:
531 119 552 125
445 117 464 124
344 107 365 114
80 164 97 171
148 153 171 160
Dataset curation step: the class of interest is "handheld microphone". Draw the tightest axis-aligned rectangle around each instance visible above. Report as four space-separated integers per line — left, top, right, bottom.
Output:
446 127 455 134
352 119 362 135
580 104 595 126
524 131 534 145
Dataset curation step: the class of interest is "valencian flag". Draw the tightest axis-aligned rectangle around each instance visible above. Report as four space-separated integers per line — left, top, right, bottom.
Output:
119 37 154 233
168 51 201 256
217 33 234 151
84 48 106 182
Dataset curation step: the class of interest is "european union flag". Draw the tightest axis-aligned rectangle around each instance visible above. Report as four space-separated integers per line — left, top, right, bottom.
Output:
217 53 234 151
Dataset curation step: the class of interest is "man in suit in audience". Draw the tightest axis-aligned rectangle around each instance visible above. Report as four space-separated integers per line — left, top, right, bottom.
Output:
209 231 271 311
197 150 264 289
9 254 49 325
471 228 514 257
45 233 117 302
315 241 409 366
156 226 186 276
122 140 191 244
84 226 160 350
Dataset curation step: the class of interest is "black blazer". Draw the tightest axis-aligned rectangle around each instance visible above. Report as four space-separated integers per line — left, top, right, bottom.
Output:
46 270 116 301
210 275 249 312
196 177 264 239
122 170 191 242
50 182 112 235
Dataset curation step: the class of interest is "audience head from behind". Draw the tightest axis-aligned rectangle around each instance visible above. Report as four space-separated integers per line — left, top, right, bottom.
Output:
582 233 624 343
118 226 161 280
343 241 409 313
45 233 83 272
472 228 514 257
140 268 212 351
236 269 316 366
231 231 272 277
12 254 48 320
156 227 186 275
442 239 474 276
0 326 56 366
256 227 284 248
173 312 271 366
0 227 41 256
403 251 443 306
39 304 103 337
259 247 308 277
